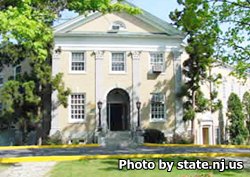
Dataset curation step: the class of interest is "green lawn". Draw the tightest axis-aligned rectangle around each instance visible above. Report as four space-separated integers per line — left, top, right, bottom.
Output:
49 158 250 177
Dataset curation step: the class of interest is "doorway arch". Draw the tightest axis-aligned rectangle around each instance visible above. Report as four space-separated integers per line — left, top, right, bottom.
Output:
106 88 130 131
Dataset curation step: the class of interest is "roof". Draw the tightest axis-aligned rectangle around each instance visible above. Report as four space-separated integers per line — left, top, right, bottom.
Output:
54 1 184 38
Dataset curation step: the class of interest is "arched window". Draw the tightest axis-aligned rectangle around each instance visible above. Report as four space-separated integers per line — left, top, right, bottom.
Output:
111 21 126 31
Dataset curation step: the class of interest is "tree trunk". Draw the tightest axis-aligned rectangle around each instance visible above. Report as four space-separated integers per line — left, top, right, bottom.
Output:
192 90 196 142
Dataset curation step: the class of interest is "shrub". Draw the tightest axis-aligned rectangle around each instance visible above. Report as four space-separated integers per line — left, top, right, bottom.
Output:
227 93 248 145
172 133 194 144
143 129 165 144
45 131 62 145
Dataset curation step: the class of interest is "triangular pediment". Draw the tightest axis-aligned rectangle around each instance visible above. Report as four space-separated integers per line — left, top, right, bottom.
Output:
54 2 183 37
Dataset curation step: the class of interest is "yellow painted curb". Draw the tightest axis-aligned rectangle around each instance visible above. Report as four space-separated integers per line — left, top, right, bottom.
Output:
143 143 250 149
1 153 250 163
0 144 100 150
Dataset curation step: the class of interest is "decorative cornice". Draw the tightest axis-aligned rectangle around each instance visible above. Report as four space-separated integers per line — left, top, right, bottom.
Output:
131 51 141 60
94 50 105 59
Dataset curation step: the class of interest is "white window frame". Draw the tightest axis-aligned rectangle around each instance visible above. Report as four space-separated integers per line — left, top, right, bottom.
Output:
149 52 165 74
69 52 86 74
150 93 166 122
68 93 86 123
109 52 126 74
13 65 22 80
110 21 127 31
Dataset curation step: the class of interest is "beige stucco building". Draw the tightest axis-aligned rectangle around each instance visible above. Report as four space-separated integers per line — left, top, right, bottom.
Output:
50 3 250 145
194 65 250 145
51 4 186 145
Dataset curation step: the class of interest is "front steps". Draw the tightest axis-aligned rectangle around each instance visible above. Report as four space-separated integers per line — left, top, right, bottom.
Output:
98 131 142 148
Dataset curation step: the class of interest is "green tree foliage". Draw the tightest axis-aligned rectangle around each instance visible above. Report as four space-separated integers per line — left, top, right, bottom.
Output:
170 0 221 135
212 0 250 78
227 93 248 145
242 91 250 142
0 0 139 144
171 0 249 78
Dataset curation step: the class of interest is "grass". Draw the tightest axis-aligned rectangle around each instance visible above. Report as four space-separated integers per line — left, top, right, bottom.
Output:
49 157 250 177
0 164 10 172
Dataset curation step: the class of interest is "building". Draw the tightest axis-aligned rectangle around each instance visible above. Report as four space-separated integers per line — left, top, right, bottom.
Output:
194 65 250 145
51 2 186 145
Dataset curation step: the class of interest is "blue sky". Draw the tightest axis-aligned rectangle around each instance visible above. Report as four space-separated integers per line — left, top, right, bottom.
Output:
56 0 180 25
127 0 180 22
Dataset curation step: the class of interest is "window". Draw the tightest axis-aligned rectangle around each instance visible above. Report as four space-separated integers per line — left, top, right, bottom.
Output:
14 65 22 80
111 21 126 31
69 93 85 123
71 52 85 72
150 52 164 73
150 93 166 121
111 52 125 72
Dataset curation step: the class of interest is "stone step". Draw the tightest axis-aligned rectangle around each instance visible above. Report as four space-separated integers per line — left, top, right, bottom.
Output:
103 131 133 147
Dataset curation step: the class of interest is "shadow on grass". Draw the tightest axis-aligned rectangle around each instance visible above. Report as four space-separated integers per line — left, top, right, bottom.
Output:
99 159 128 172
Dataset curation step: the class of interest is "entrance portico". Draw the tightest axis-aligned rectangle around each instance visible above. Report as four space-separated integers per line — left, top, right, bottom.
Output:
106 88 130 131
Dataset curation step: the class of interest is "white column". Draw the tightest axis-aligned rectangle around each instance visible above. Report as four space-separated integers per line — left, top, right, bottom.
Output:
173 49 184 135
94 51 105 131
50 49 61 136
131 51 141 131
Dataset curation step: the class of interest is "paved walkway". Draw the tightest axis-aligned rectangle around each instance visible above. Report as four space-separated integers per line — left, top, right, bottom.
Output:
0 146 250 158
0 162 56 177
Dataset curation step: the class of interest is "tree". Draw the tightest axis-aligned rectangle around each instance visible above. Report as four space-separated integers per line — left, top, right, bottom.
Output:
171 0 249 78
0 0 140 144
212 0 250 78
170 0 221 136
242 91 250 143
227 93 248 144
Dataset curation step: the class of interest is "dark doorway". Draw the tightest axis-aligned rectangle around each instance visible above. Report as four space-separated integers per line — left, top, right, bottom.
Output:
107 89 130 131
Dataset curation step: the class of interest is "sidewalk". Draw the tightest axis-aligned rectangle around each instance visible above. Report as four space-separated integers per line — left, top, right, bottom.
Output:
0 145 250 158
0 162 56 177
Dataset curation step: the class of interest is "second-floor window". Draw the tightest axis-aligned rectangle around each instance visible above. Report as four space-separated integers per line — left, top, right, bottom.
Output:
111 52 125 72
150 52 164 73
71 52 85 72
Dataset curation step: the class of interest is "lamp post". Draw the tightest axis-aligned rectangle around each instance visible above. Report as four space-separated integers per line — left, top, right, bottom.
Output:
97 101 103 131
136 101 141 130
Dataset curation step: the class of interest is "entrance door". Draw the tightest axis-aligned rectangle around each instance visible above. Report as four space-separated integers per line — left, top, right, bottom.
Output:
106 88 130 131
202 127 209 145
110 104 123 131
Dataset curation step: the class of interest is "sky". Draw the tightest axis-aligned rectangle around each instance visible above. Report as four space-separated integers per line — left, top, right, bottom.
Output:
56 0 181 25
127 0 180 22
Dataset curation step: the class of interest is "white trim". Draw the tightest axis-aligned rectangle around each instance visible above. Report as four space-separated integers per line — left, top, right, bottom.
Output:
68 51 86 74
148 52 166 75
109 51 127 74
54 36 182 52
149 93 167 123
68 93 86 124
109 20 127 32
102 86 133 132
198 119 214 145
56 45 180 53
